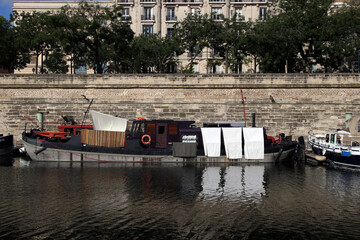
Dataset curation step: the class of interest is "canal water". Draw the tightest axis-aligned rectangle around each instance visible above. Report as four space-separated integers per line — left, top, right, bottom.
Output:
1 158 360 240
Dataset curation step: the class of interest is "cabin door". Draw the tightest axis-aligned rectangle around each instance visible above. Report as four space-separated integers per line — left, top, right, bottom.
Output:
156 123 168 148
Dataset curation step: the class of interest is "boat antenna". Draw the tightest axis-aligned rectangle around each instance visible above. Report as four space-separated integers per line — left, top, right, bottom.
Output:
240 87 247 127
81 97 94 129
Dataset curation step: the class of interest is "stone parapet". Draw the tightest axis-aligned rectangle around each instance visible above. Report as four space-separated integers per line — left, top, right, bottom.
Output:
1 74 360 89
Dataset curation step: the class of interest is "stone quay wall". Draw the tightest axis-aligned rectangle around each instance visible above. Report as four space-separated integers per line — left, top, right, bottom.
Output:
1 73 360 146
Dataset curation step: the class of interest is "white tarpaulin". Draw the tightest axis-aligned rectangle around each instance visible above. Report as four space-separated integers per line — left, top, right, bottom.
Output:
201 128 221 157
90 110 127 132
243 128 264 160
222 128 242 159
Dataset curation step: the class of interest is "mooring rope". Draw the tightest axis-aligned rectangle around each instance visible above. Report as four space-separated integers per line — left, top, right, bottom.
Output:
36 138 172 163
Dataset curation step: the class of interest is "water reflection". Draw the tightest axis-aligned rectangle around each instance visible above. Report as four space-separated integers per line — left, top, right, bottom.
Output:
1 158 360 239
199 166 265 202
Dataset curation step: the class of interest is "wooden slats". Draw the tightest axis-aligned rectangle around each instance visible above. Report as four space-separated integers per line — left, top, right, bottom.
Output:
81 129 126 148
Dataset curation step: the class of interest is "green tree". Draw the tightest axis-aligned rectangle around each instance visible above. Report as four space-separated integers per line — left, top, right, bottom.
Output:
0 16 30 73
106 12 134 73
208 16 250 73
129 34 180 73
260 0 334 73
314 3 360 72
43 48 68 73
61 1 134 74
173 13 212 73
13 11 53 74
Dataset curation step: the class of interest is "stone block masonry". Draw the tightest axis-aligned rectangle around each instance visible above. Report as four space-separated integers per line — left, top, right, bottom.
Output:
0 73 360 146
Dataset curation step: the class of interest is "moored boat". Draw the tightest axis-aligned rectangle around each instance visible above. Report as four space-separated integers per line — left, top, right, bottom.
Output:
309 130 360 168
22 111 297 163
0 134 14 166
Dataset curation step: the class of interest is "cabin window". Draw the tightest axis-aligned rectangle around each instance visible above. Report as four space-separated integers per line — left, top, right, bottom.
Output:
326 134 330 143
158 126 165 134
168 124 178 135
146 123 155 134
330 134 335 143
336 135 342 145
132 122 144 133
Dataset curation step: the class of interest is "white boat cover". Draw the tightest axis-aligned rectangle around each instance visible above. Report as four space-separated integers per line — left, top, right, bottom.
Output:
222 128 242 159
201 128 221 157
243 128 264 160
90 110 127 132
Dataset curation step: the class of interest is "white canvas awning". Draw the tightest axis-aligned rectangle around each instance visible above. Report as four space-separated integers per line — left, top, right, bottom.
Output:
90 110 127 132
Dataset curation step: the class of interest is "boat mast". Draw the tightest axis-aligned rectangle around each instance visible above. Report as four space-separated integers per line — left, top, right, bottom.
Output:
81 98 94 129
240 87 246 127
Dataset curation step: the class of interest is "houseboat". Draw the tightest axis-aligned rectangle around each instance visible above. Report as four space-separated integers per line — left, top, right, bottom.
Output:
22 111 297 163
309 130 360 168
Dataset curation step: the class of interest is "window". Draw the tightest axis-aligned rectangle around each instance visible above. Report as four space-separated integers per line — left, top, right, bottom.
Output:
190 8 200 16
231 64 242 74
210 48 220 57
158 126 165 134
167 8 176 21
211 7 222 20
336 135 342 145
234 8 243 21
142 7 154 21
142 25 153 35
75 65 87 74
210 64 221 74
122 8 130 16
259 7 267 20
168 124 178 135
146 123 155 134
166 28 174 37
330 134 335 144
326 134 330 143
132 122 144 133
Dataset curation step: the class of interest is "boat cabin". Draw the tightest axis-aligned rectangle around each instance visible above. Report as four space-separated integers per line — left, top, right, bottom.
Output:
324 131 350 146
127 119 200 149
322 130 360 147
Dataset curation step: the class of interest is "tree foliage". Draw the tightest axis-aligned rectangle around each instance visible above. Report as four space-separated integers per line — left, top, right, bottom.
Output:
1 0 360 74
0 16 30 73
173 14 213 73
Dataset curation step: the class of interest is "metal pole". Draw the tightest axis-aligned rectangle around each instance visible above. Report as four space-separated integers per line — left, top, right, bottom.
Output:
240 87 246 127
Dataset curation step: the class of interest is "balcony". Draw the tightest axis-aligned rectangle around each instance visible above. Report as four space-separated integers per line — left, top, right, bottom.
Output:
230 0 267 3
140 0 157 3
163 0 203 4
117 0 134 4
121 16 132 22
166 15 177 22
141 15 155 21
209 0 225 3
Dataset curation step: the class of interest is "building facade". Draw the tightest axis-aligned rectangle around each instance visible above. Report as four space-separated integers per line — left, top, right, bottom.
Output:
13 0 269 74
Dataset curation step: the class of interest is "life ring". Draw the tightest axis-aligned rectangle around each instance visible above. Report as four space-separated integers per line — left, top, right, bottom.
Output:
141 134 151 145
